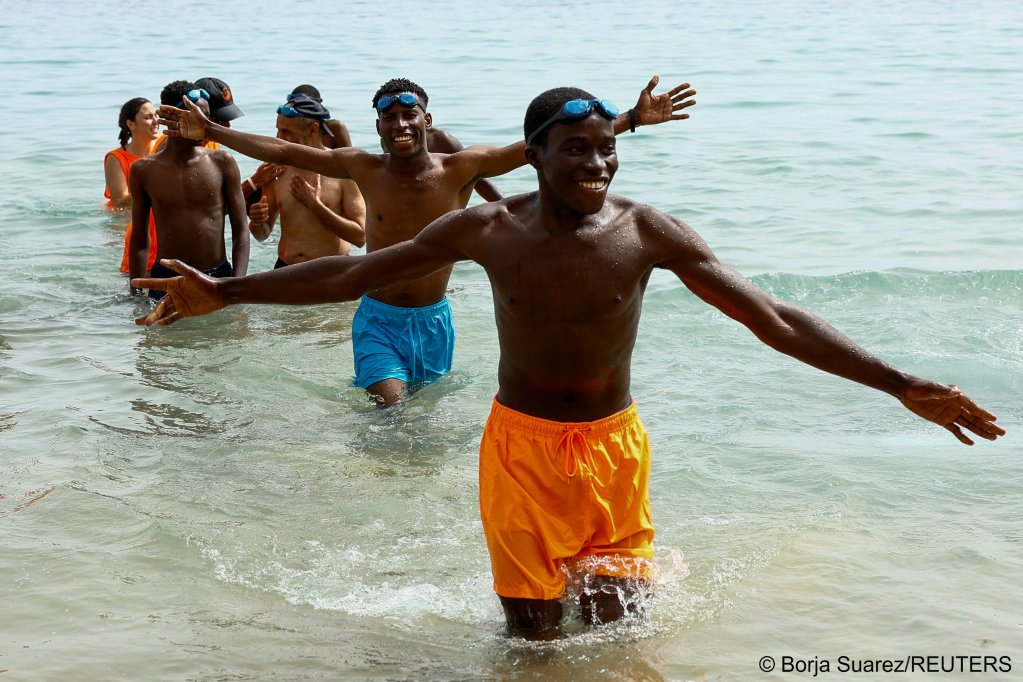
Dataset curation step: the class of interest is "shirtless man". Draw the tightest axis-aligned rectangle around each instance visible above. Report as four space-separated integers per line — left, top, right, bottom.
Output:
128 81 249 298
293 82 506 202
157 75 696 404
138 85 1005 638
248 95 366 268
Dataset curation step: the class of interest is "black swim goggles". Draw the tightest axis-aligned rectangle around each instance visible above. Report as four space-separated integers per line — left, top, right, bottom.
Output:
186 88 210 103
374 92 425 113
525 98 619 145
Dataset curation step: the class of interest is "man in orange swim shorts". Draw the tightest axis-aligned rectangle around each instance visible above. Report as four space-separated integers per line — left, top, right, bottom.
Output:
138 84 1003 639
479 398 656 621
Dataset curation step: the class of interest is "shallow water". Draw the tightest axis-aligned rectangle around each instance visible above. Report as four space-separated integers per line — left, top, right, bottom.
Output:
1 1 1021 679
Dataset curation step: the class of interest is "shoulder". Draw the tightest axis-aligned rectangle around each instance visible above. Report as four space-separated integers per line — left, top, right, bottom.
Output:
207 149 241 173
427 127 461 153
104 149 123 169
207 148 237 164
131 154 158 174
612 196 689 233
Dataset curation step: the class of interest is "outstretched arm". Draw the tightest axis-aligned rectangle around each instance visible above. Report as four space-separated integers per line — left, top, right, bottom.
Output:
132 208 474 326
429 128 504 201
658 214 1003 445
159 97 366 179
462 74 698 181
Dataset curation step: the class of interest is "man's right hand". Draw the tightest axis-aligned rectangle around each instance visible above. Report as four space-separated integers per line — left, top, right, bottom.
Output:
250 162 285 189
158 97 209 141
132 260 226 326
249 197 271 223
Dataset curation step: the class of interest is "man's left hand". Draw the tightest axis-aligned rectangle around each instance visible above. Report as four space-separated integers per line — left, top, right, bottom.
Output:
900 379 1005 445
632 75 697 126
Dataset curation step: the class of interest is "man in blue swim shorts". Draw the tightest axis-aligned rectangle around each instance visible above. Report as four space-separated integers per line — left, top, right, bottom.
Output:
351 295 454 392
155 74 697 404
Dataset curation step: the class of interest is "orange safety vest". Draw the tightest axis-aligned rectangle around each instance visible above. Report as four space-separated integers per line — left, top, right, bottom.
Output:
105 147 158 273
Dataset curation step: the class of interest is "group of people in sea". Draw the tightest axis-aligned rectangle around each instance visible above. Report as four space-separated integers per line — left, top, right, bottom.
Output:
110 72 1004 639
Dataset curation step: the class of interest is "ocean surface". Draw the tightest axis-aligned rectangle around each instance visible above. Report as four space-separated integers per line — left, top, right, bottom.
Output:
1 0 1021 679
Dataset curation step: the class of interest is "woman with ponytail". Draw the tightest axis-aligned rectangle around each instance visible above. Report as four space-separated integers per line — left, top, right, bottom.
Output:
104 97 160 272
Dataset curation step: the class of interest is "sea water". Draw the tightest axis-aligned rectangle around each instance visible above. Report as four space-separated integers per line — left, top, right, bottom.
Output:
1 0 1020 679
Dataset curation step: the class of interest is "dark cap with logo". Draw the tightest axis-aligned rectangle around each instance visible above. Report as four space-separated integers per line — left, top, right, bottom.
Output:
194 77 244 122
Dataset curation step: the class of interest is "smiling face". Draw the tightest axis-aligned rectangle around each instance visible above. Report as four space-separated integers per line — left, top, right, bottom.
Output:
275 113 319 146
127 101 160 142
374 92 432 157
528 113 618 215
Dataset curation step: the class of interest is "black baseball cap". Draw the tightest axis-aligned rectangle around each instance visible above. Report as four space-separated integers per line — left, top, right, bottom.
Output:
194 77 244 122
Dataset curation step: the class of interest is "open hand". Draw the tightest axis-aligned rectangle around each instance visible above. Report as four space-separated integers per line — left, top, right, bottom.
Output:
250 162 285 189
900 379 1005 445
131 260 226 326
290 175 321 209
632 75 697 126
158 97 209 141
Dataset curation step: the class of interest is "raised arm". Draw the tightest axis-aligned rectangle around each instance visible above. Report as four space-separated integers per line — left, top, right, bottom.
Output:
248 185 278 242
159 97 368 179
429 127 504 201
456 75 698 182
653 211 1003 445
132 206 477 326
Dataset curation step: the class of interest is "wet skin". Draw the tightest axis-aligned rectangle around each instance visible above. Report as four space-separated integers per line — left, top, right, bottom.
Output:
128 116 249 286
156 78 697 403
138 110 1004 637
249 114 366 265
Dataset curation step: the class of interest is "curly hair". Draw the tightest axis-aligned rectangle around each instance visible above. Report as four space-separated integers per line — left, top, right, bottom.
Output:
523 86 595 146
160 80 197 107
371 78 428 109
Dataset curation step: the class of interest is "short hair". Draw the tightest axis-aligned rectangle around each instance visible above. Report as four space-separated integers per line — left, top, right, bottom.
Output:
371 78 428 109
523 86 595 147
160 80 197 107
290 84 322 102
117 97 150 148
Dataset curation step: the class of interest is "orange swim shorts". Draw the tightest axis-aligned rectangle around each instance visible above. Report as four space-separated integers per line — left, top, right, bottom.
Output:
479 398 655 600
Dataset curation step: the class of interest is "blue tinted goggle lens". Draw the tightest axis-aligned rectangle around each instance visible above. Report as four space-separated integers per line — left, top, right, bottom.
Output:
186 88 210 103
375 93 422 112
277 104 300 117
562 98 619 119
526 98 619 145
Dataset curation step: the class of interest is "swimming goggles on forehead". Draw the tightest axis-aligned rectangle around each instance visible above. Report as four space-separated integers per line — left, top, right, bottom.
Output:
526 98 619 144
374 92 425 113
277 103 331 120
186 88 210 103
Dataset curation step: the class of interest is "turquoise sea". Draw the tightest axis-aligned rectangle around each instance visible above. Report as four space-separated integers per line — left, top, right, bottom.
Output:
1 0 1020 679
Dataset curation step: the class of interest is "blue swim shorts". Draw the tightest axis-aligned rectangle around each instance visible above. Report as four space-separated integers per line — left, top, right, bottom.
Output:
351 296 455 389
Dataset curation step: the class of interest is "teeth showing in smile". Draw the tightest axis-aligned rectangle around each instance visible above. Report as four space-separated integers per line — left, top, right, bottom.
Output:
394 134 413 143
578 179 607 190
